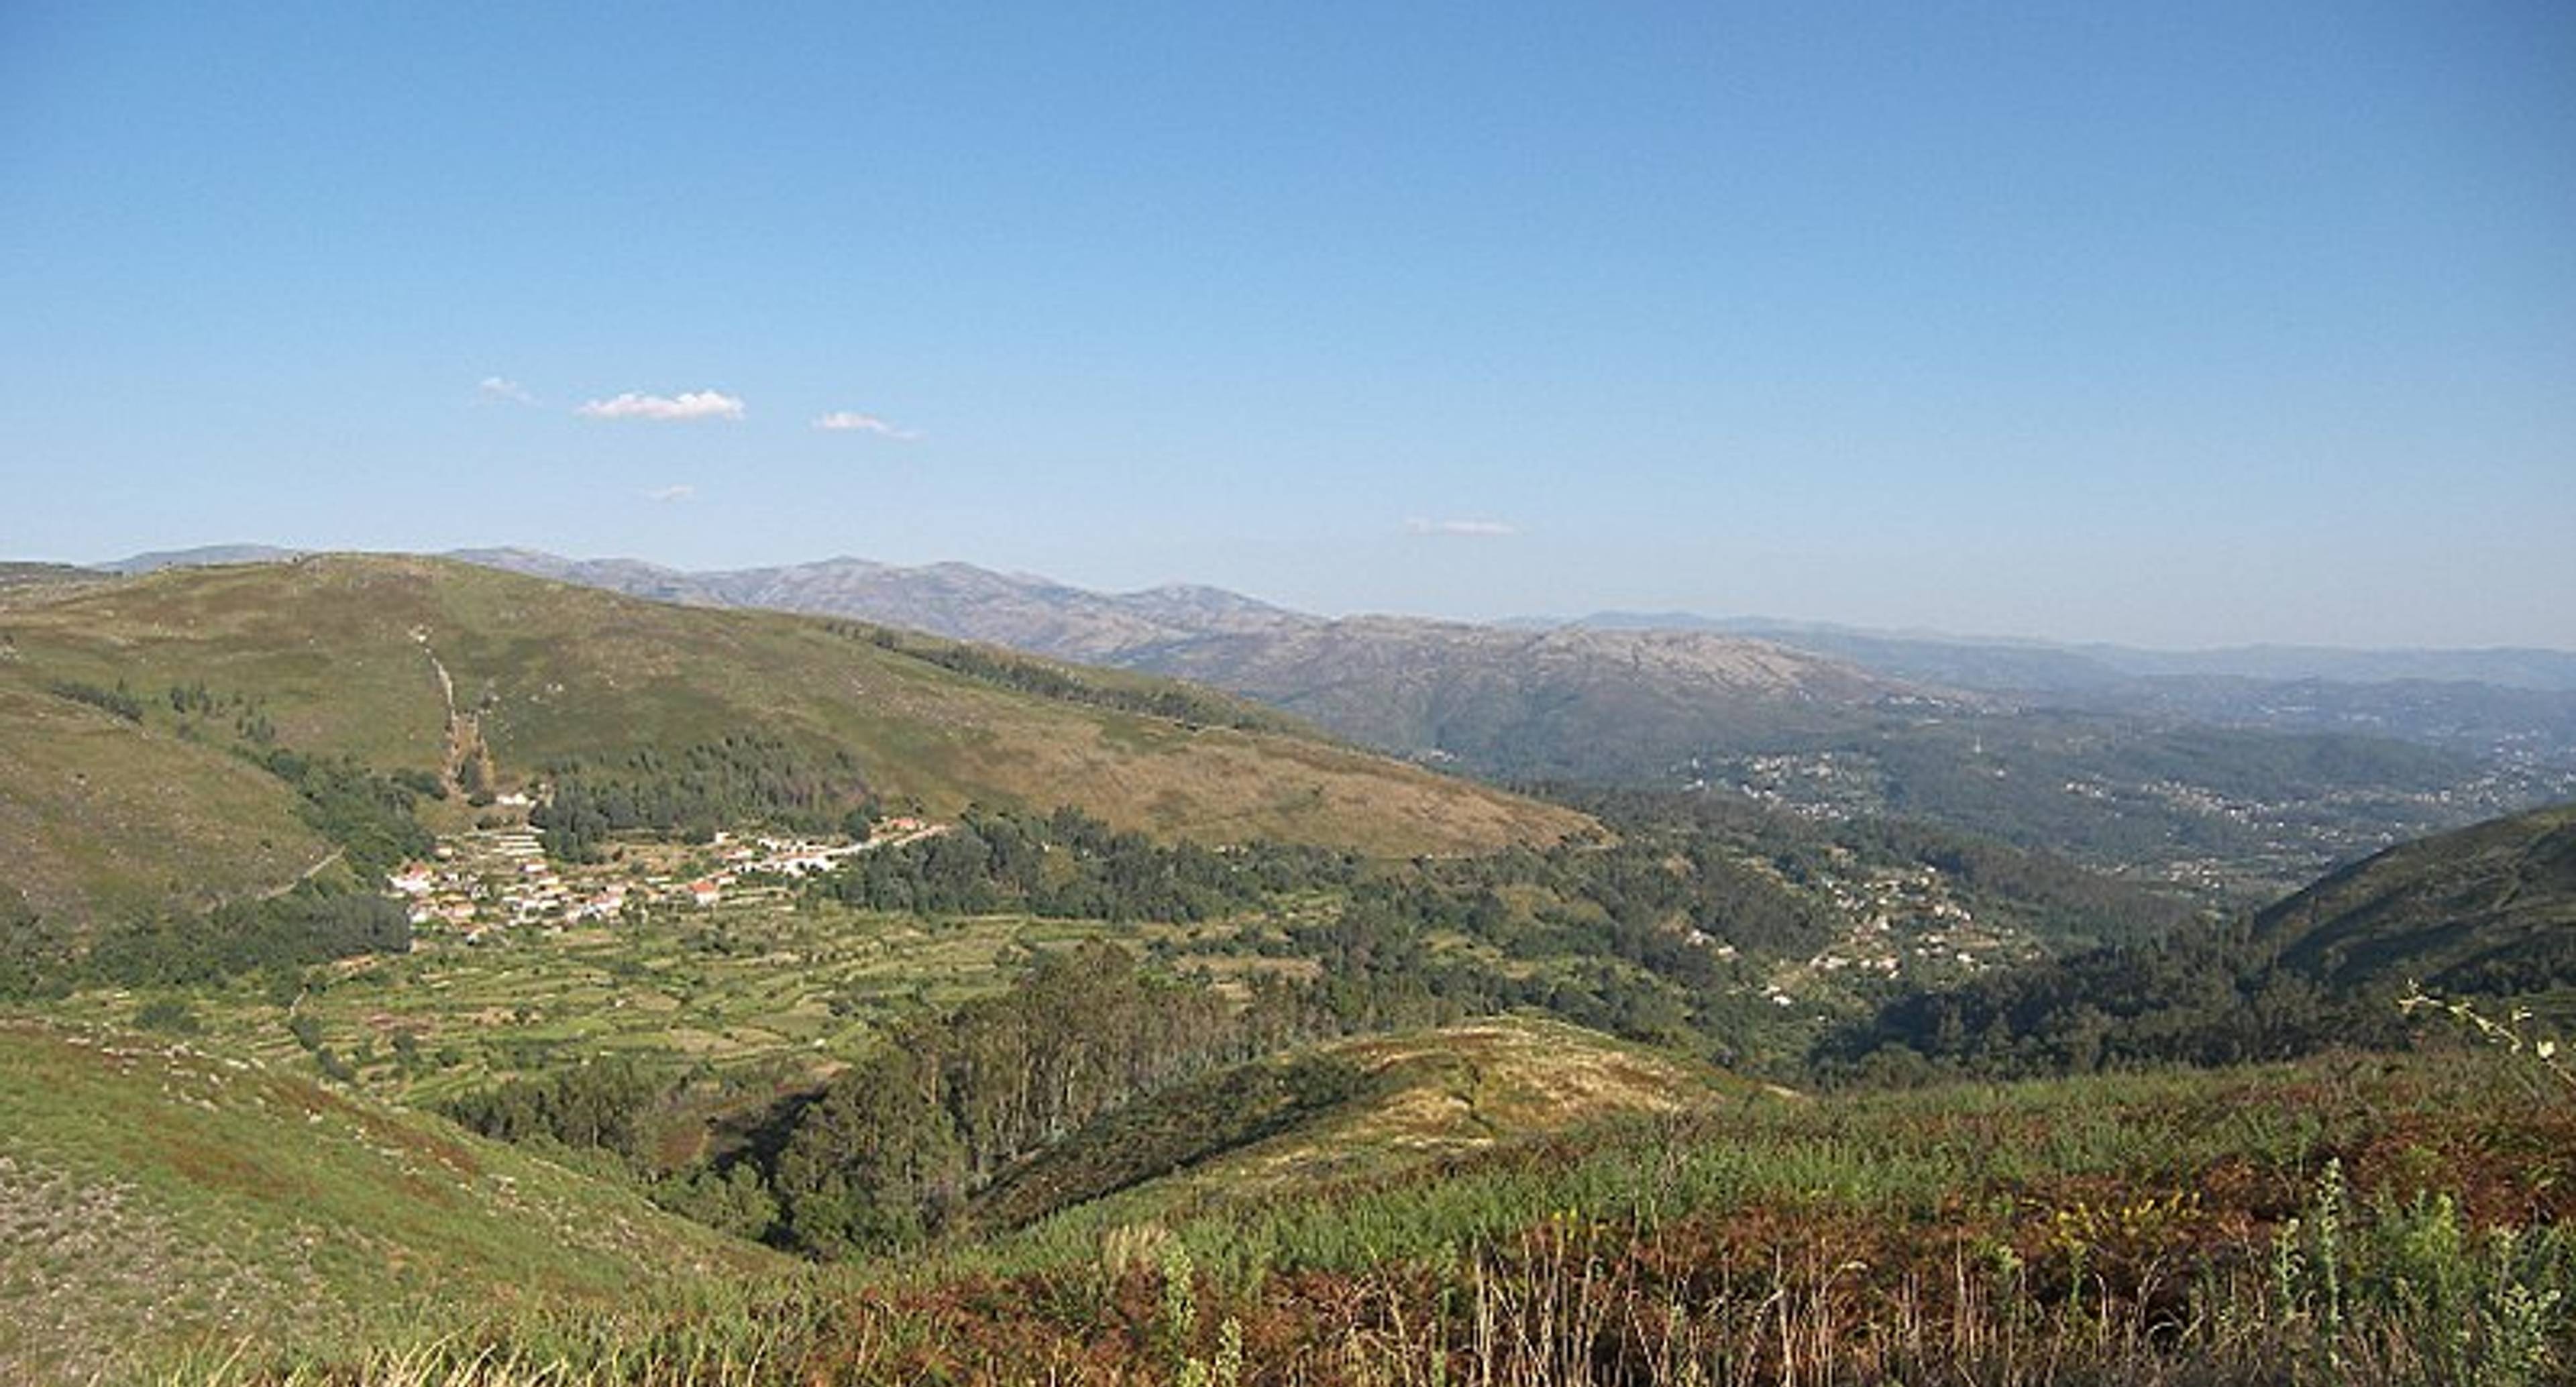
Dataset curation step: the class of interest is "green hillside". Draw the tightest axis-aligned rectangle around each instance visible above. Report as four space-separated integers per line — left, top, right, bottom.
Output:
1841 799 2576 1076
184 1050 2576 1386
2257 798 2576 996
0 680 331 925
0 1016 777 1386
0 555 1584 924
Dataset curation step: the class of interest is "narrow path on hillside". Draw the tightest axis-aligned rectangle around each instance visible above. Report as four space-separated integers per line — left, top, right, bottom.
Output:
260 848 345 900
412 626 482 798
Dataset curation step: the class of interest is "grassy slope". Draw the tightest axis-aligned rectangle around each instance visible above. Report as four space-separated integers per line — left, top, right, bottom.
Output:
0 1016 777 1386
307 1050 2574 1386
972 1017 1741 1235
0 556 1584 922
0 681 331 922
2257 797 2576 993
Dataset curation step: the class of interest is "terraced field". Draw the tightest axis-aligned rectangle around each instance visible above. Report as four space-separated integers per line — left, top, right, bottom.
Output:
103 891 1334 1111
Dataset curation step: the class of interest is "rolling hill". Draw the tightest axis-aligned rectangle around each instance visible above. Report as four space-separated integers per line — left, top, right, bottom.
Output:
2255 797 2576 997
967 1016 1744 1235
0 555 1584 926
441 549 2571 898
1120 616 1910 777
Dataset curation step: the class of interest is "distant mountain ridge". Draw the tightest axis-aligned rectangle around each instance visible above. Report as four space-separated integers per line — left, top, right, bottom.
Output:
104 545 2576 691
1540 611 2576 694
96 543 304 574
447 548 1319 661
71 547 2576 896
442 547 1923 777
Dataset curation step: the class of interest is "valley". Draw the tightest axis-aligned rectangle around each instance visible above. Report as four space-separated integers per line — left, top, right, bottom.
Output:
426 547 2576 902
15 11 2569 1382
1 556 2571 1386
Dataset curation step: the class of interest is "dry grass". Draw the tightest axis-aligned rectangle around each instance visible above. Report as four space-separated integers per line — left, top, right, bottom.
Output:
0 555 1586 926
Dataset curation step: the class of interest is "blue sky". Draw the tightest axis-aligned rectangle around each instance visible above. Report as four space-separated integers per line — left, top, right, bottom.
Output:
2 2 2569 647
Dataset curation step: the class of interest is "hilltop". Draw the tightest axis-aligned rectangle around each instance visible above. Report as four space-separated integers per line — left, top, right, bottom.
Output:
0 555 1583 926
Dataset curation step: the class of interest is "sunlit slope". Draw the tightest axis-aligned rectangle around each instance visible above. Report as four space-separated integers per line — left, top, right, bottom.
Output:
2255 798 2576 996
973 1016 1740 1231
0 1017 777 1386
0 556 1585 918
0 681 330 923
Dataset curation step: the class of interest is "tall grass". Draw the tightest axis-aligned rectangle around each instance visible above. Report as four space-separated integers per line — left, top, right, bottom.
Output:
156 1054 2573 1386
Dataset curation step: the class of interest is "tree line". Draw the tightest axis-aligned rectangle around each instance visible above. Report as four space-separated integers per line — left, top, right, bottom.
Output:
815 805 1360 922
442 942 1328 1256
0 883 409 1000
532 734 875 861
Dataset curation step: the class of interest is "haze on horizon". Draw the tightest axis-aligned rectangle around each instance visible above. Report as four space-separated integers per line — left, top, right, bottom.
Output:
3 3 2570 651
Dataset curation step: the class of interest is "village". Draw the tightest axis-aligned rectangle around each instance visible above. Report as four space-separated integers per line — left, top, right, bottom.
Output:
384 816 941 942
1753 863 2038 1010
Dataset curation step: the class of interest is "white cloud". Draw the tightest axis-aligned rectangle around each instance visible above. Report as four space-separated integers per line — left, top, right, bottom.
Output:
1405 517 1520 537
812 410 922 441
477 376 535 405
643 484 696 503
576 390 746 421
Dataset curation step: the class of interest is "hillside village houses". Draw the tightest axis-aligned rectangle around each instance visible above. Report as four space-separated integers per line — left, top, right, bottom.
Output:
384 820 934 938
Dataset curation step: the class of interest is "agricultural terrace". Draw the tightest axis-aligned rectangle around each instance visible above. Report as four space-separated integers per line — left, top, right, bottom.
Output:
107 828 1335 1113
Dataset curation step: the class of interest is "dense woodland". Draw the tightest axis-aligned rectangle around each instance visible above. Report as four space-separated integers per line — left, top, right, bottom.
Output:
532 734 875 860
255 748 438 879
1823 918 2369 1080
769 943 1293 1255
443 944 1314 1255
818 805 1360 920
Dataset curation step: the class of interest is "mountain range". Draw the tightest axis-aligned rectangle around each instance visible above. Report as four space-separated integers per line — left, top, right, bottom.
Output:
11 545 2576 1384
102 543 2576 691
0 555 1578 926
62 544 2576 898
435 548 2576 889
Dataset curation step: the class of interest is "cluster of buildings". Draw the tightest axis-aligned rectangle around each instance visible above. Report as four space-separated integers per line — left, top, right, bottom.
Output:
1753 867 2035 1009
383 822 930 940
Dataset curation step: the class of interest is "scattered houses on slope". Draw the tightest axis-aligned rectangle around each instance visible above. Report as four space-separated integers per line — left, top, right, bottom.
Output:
386 818 943 939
